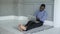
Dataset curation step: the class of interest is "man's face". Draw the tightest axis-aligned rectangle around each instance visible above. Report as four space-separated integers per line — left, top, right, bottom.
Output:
40 6 45 11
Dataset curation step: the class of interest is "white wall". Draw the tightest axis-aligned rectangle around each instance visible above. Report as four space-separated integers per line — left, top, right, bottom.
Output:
54 0 60 27
0 0 54 26
23 0 54 21
0 0 24 16
0 0 14 16
17 0 24 16
0 0 54 21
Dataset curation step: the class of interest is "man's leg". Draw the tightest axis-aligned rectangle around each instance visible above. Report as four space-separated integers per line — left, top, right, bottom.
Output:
25 21 35 27
26 21 43 31
18 21 43 31
18 21 36 31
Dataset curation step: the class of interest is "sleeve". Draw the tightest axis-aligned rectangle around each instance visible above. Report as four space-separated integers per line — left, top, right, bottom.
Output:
40 11 48 21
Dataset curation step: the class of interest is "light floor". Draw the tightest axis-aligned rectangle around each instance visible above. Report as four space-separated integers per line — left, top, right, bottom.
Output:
0 20 60 34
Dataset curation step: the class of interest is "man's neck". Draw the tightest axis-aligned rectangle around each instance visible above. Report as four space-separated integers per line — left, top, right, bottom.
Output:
40 10 44 12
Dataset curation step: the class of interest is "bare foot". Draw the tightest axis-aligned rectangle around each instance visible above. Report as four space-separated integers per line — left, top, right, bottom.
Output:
18 24 23 31
20 24 26 30
18 24 27 31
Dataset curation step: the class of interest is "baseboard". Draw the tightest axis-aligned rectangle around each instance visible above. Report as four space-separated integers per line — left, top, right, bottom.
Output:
0 15 29 20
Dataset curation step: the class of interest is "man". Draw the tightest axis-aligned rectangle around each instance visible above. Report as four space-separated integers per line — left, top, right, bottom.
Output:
18 4 47 31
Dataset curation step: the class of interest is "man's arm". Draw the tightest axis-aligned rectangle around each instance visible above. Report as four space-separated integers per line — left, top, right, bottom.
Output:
40 11 47 21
